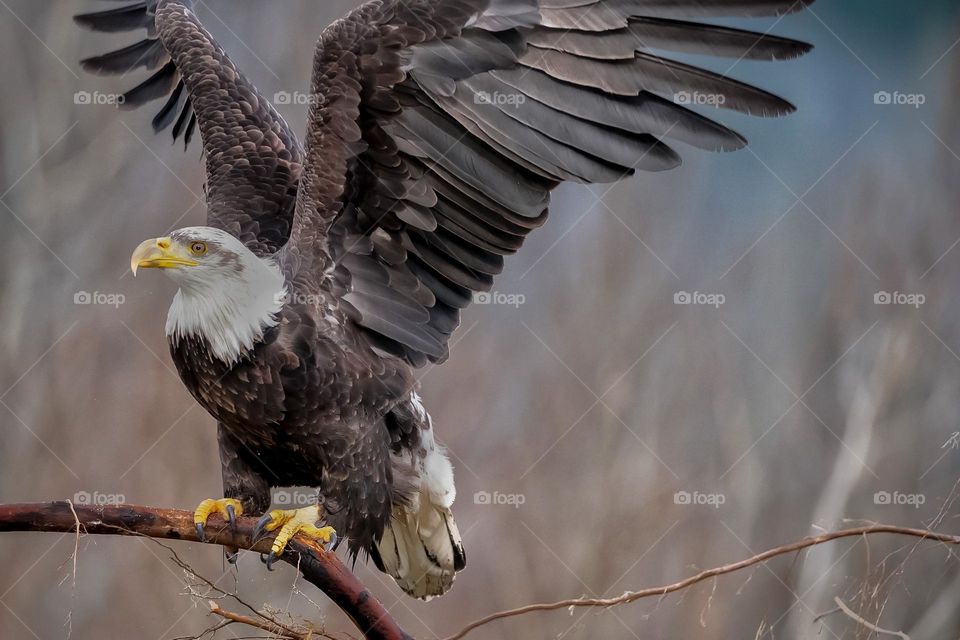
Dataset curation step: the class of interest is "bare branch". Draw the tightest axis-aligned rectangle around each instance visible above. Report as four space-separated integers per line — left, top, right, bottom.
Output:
0 501 411 640
207 600 334 640
444 525 959 640
817 596 912 640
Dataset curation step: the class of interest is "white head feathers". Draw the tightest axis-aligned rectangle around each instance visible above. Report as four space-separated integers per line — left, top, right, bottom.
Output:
161 227 286 364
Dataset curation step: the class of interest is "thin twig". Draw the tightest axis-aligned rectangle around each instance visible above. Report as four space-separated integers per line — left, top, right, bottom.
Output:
172 618 233 640
62 499 85 640
819 596 912 640
444 525 959 640
207 600 329 640
116 526 311 638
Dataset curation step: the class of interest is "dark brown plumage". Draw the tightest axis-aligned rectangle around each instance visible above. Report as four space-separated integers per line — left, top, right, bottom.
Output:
169 299 414 553
76 0 813 598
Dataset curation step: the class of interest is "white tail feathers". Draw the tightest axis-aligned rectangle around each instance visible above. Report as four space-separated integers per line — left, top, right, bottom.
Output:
376 426 465 599
376 497 465 599
377 395 465 598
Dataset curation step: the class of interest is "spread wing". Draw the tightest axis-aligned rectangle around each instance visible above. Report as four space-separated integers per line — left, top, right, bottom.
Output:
75 0 303 256
283 0 814 367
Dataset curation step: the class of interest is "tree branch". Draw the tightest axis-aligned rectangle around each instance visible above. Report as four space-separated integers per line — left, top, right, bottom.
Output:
0 501 411 640
444 524 960 640
3 503 956 640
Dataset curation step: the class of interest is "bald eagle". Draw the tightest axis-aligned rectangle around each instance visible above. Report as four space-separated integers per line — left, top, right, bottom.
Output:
76 0 813 598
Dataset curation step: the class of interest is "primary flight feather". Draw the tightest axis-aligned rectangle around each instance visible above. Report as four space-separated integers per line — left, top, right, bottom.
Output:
75 0 813 598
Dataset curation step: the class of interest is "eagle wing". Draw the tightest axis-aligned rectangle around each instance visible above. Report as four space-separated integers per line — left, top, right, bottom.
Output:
75 0 303 256
282 0 814 366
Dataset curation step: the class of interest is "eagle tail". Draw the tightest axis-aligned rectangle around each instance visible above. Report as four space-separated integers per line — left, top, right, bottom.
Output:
373 423 465 599
374 499 465 599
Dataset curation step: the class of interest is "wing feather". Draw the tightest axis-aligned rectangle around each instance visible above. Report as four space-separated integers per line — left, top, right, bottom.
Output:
75 1 193 144
526 19 811 61
520 46 797 115
491 68 746 150
74 3 153 33
539 0 813 17
272 0 814 364
76 1 304 255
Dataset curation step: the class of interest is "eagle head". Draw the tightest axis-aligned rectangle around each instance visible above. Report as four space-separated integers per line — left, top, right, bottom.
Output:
130 226 286 363
130 227 252 280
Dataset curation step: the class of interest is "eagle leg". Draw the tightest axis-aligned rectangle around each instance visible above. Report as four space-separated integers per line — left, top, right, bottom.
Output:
193 497 243 543
252 504 337 570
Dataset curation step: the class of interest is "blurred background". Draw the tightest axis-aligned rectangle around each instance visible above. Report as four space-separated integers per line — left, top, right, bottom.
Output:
1 1 959 638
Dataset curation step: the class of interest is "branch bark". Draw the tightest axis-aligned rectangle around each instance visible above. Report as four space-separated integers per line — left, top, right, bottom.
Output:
0 501 411 640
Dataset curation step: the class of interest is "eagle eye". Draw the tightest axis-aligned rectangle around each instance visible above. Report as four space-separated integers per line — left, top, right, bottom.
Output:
189 241 208 256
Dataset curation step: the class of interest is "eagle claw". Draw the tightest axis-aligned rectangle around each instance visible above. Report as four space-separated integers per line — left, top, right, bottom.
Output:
252 505 336 568
253 512 275 542
193 498 243 545
258 551 280 570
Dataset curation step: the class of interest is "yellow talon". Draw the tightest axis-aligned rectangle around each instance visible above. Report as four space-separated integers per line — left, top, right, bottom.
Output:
254 504 336 569
194 497 243 542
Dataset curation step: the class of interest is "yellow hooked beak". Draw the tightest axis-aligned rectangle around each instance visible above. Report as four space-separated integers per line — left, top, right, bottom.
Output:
130 237 199 276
